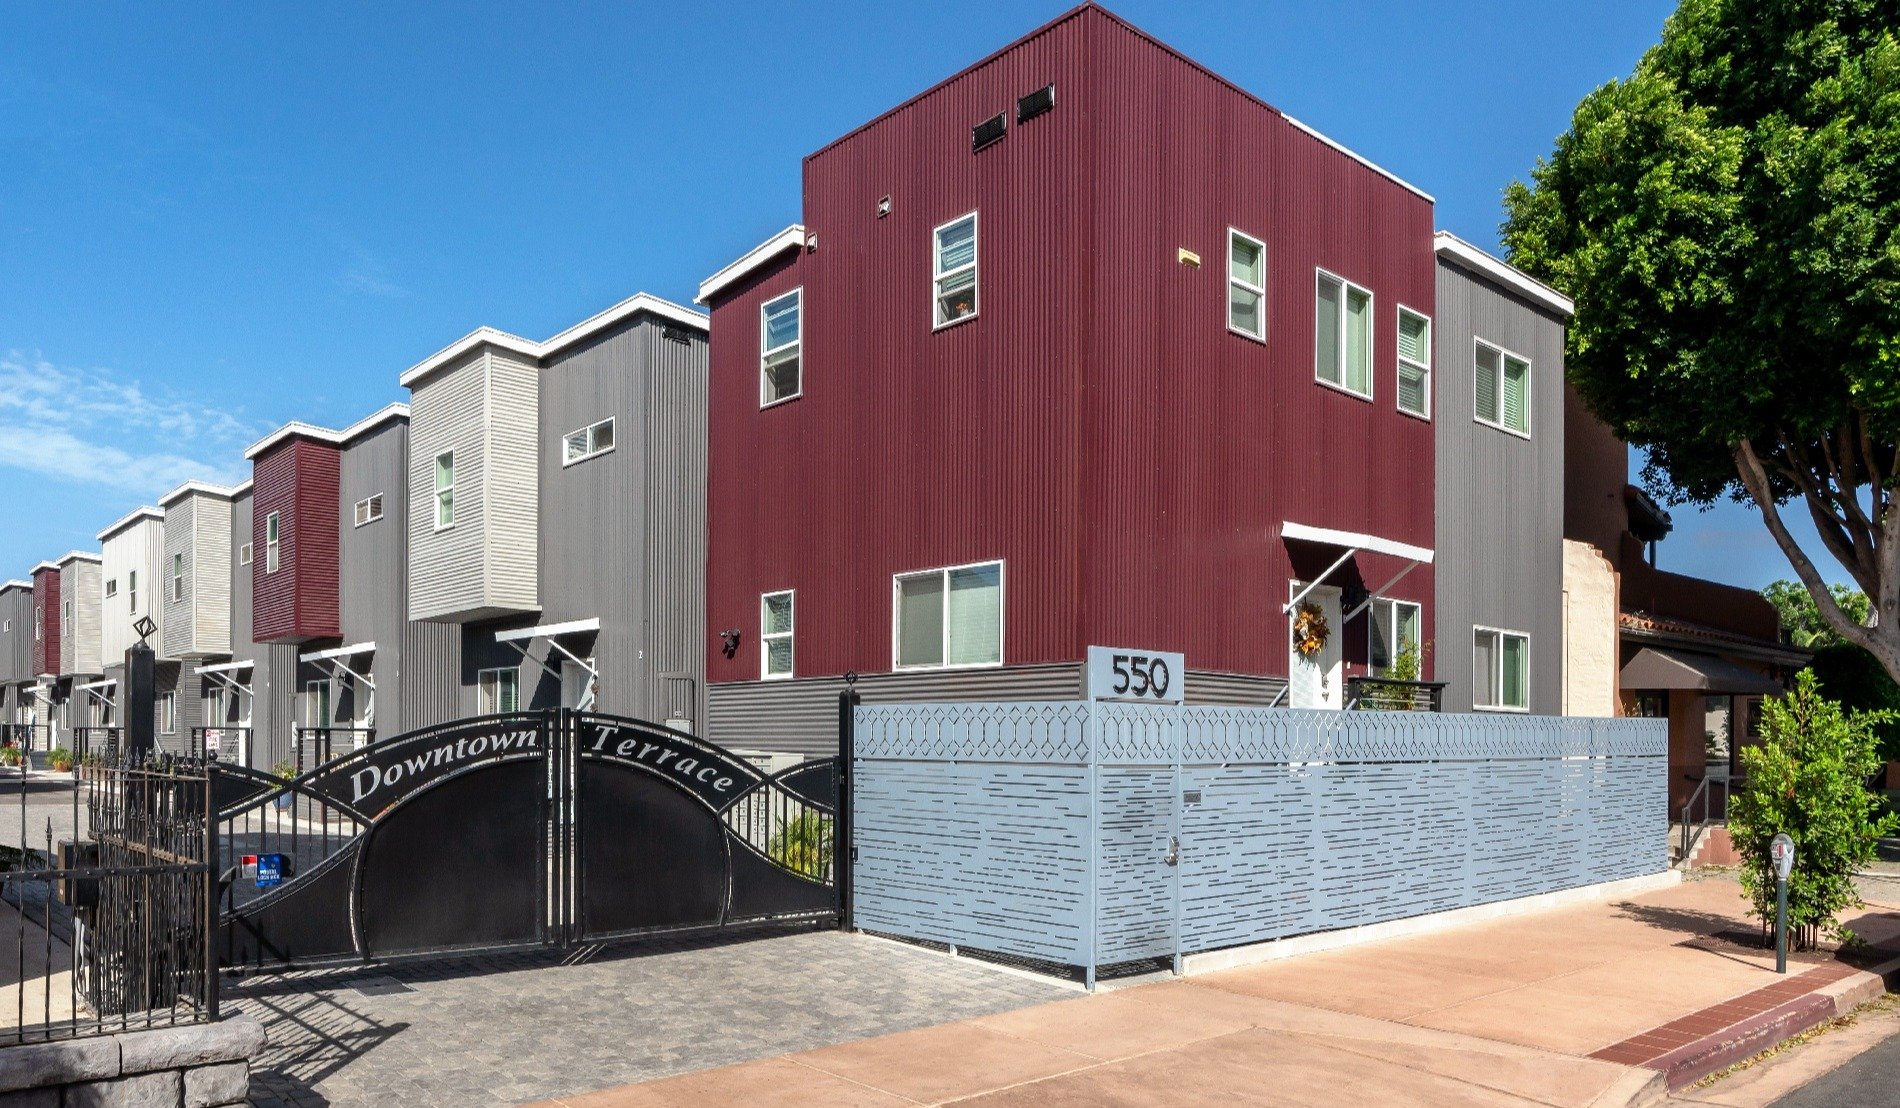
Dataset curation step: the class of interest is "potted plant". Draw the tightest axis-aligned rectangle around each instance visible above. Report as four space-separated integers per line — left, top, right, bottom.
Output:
0 744 20 770
272 761 298 810
45 746 73 774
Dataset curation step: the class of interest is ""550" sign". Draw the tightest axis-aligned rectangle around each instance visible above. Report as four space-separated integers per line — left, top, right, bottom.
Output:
1087 646 1186 704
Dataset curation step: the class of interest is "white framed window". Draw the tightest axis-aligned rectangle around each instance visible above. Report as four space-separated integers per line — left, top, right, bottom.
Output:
127 570 136 613
1474 339 1531 436
62 600 71 628
2 620 8 634
1473 627 1530 711
304 680 331 728
160 692 177 735
1227 229 1266 341
238 544 251 567
759 290 803 406
932 212 978 328
1396 306 1431 418
562 418 616 465
1369 599 1423 675
35 605 42 641
433 452 455 530
478 666 520 714
761 590 794 679
105 579 118 599
893 560 1003 670
1314 269 1373 398
171 552 186 599
265 513 281 573
353 494 384 527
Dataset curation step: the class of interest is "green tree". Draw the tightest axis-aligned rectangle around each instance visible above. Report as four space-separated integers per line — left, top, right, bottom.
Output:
1502 0 1900 681
1763 580 1872 648
1728 671 1896 947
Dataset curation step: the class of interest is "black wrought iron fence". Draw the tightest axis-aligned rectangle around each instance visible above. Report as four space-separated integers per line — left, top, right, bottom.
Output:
187 727 251 765
0 724 52 756
72 727 123 762
1 754 217 1044
292 726 375 772
722 758 839 884
1345 677 1447 712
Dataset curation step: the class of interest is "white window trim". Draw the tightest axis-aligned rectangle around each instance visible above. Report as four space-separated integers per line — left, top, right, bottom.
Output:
1226 228 1268 343
160 691 177 735
1472 337 1532 439
433 452 456 531
890 559 1006 672
477 665 521 714
105 579 118 599
931 211 979 331
1314 267 1374 402
1368 597 1423 675
238 543 252 567
171 553 187 600
761 589 795 680
353 494 385 527
759 289 803 409
265 513 281 574
562 418 617 466
1395 304 1432 421
1472 624 1531 713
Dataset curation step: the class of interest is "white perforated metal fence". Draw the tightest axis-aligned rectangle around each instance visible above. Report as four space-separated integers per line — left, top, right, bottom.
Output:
851 701 1667 985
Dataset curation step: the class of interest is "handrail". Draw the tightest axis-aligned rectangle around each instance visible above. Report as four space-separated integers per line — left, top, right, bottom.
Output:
1679 773 1740 863
1344 676 1448 713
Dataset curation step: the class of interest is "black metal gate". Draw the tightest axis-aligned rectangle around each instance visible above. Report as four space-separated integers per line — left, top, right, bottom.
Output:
214 711 839 967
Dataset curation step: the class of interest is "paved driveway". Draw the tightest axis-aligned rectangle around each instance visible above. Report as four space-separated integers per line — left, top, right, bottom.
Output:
229 927 1070 1107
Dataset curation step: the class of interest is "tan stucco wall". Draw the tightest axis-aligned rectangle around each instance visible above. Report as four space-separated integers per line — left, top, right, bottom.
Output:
1562 539 1619 717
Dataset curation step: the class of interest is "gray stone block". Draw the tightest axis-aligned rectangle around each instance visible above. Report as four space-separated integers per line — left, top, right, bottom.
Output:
0 1086 58 1108
64 1070 180 1108
183 1061 248 1108
118 1017 265 1075
0 1038 118 1092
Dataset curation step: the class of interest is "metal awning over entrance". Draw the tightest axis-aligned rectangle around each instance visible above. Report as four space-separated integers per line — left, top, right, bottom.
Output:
298 643 377 727
195 659 256 710
1620 647 1784 696
74 677 116 708
496 618 600 710
1280 521 1436 619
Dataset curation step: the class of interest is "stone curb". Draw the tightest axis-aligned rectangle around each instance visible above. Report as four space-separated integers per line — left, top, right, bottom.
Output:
0 1016 264 1094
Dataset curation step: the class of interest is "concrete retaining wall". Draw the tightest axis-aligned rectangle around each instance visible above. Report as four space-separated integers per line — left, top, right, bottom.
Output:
0 1016 262 1107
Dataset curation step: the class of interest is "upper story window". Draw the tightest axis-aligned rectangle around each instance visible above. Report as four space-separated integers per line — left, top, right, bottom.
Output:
894 560 1002 670
1397 307 1432 418
760 290 803 406
105 579 118 599
127 570 136 613
172 552 187 599
1473 627 1530 711
160 691 177 734
433 452 455 530
238 544 252 567
265 513 281 573
1369 598 1423 675
1474 340 1531 436
1227 230 1267 341
932 213 978 328
62 599 71 627
34 605 42 641
1315 270 1373 398
761 590 794 679
563 418 616 466
354 494 384 527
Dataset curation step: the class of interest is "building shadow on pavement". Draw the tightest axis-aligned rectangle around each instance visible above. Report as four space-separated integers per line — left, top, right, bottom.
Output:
229 984 406 1108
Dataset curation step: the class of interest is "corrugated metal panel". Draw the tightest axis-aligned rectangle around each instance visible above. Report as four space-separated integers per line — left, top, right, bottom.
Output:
99 519 162 662
1182 669 1286 706
58 560 102 675
337 420 414 733
33 566 59 676
704 7 1436 696
407 349 489 621
252 438 339 643
193 496 233 655
1433 257 1566 713
708 662 1084 756
0 586 31 684
485 351 540 613
160 496 194 658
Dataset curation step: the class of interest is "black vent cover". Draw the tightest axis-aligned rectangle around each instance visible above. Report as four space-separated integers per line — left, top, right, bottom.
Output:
662 326 693 345
971 112 1006 152
1018 84 1055 123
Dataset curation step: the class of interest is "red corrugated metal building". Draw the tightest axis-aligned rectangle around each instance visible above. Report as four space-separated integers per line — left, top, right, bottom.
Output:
31 563 59 678
701 5 1438 745
250 435 342 644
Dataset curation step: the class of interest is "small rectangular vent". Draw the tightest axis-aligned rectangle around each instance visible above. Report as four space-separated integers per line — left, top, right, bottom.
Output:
971 112 1006 152
662 326 693 345
1018 84 1055 123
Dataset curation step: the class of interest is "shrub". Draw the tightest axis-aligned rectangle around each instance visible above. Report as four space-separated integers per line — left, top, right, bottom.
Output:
767 811 833 879
46 746 72 771
1729 671 1898 948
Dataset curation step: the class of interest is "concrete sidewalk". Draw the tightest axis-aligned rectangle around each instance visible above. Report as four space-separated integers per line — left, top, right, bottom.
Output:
532 876 1900 1107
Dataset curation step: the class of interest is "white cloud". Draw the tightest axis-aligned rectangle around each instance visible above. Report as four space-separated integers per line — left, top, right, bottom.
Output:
0 352 259 496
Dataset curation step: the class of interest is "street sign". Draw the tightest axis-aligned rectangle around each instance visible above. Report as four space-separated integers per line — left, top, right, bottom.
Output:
1087 646 1186 704
253 853 286 889
1771 833 1795 881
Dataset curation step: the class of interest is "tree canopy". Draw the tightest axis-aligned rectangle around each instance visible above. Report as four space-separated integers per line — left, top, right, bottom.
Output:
1763 579 1872 648
1503 0 1900 678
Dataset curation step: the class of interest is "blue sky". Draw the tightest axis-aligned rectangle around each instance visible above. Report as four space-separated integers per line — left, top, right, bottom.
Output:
0 0 1849 591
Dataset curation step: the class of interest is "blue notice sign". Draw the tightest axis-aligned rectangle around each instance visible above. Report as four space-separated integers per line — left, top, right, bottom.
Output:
254 853 285 889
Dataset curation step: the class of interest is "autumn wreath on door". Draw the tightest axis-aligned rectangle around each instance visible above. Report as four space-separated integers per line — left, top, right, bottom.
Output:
1291 601 1331 658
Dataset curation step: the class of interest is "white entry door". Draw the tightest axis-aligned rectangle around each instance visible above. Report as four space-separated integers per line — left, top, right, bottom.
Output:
1287 583 1344 710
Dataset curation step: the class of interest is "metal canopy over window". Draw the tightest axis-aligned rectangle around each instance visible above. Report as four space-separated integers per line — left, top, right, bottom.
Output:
74 678 116 708
1279 521 1436 620
195 660 256 727
298 642 377 727
1619 648 1783 696
495 618 601 710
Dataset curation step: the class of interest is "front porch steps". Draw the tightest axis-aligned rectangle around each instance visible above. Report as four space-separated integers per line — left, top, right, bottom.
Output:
1671 822 1740 869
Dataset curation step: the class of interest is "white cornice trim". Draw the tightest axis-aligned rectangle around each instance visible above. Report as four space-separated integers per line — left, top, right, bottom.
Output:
243 402 411 460
1283 117 1434 204
1434 232 1575 317
1 580 32 591
96 506 164 543
54 550 102 566
399 293 708 390
158 480 241 508
696 225 807 305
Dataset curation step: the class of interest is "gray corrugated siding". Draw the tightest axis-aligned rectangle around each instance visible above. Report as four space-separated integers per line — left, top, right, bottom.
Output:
0 588 31 685
1183 669 1288 706
1433 257 1566 714
100 520 162 663
485 351 541 613
59 561 103 676
161 493 232 657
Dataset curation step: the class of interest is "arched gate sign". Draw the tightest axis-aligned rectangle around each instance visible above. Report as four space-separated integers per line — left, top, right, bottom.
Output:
213 711 838 967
